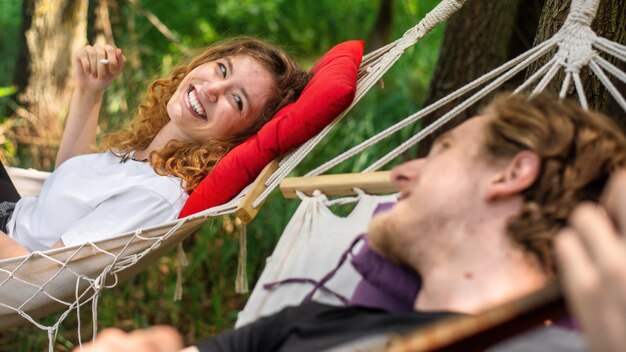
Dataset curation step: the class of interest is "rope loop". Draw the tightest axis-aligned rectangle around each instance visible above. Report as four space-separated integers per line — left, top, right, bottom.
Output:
295 190 329 203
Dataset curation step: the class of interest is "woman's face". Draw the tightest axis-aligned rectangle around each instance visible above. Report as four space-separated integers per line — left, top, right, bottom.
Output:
166 54 275 142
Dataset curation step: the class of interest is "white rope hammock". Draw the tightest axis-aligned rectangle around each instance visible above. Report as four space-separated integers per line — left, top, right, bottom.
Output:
0 0 465 348
4 0 625 348
259 0 625 187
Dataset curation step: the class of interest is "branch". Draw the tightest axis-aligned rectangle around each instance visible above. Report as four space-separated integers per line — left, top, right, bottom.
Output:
125 0 190 53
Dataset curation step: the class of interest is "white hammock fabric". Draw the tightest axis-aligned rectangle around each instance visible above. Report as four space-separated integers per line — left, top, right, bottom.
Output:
235 192 397 328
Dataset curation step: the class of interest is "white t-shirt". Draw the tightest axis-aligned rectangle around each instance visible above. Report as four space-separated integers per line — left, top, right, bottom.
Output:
6 151 188 251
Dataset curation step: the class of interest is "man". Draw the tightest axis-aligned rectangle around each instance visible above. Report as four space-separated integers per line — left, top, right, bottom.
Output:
76 93 626 352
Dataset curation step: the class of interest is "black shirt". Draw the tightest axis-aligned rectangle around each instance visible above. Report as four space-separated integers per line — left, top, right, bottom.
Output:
196 302 455 352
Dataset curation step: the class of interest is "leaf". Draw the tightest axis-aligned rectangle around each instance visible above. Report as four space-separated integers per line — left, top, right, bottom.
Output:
0 86 16 98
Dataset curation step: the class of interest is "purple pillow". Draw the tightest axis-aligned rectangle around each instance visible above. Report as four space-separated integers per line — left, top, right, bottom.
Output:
349 202 421 313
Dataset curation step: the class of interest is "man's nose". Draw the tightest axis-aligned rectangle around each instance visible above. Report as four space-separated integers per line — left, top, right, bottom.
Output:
390 158 423 189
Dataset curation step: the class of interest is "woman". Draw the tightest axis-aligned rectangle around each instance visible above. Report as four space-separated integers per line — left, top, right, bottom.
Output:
0 37 310 259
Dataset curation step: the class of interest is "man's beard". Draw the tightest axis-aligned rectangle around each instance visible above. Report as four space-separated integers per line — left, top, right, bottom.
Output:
366 206 445 271
366 211 403 265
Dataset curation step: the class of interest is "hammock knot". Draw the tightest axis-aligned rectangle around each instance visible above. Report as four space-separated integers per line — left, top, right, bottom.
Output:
557 23 597 74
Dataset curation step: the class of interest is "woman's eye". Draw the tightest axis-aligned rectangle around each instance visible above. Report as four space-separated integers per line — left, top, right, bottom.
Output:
233 94 243 111
218 63 227 78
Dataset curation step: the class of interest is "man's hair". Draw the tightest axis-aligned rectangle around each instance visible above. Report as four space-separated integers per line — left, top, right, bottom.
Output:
482 93 626 274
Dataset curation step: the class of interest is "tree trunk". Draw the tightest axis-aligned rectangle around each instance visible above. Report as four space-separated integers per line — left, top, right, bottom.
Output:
417 0 545 156
89 0 115 45
530 0 626 128
366 0 394 52
12 0 88 170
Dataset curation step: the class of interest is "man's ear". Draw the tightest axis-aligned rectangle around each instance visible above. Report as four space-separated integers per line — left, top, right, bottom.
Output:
486 151 540 200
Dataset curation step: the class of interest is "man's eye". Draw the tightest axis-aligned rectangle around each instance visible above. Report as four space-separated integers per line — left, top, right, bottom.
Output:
218 63 227 78
233 94 243 111
428 140 450 156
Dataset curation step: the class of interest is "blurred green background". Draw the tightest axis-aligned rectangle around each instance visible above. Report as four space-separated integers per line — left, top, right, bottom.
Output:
0 0 444 350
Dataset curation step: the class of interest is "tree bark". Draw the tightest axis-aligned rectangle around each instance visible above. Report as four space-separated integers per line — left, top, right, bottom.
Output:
418 0 545 156
12 0 88 170
366 0 394 52
530 0 626 128
89 0 115 45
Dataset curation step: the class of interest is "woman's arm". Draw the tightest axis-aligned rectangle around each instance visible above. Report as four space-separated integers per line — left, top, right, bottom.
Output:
55 45 126 168
0 231 29 259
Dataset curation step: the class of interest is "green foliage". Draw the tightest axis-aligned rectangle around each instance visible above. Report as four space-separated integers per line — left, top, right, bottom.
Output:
0 0 22 134
0 0 21 87
0 0 445 350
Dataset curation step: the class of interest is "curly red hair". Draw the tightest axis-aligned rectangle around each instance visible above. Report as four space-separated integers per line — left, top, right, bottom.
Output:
103 37 310 191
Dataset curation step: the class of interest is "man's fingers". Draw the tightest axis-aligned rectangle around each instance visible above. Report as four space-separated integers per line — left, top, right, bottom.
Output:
602 170 626 239
555 229 600 315
128 325 184 352
74 326 184 352
568 203 624 265
73 328 129 352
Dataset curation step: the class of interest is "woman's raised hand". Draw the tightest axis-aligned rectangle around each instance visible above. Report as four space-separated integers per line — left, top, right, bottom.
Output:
73 44 126 92
56 45 126 168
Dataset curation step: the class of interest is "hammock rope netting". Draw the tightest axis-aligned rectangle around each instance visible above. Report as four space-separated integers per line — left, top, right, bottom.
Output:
2 0 625 349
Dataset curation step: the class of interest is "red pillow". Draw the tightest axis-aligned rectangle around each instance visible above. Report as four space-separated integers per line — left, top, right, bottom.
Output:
179 40 364 217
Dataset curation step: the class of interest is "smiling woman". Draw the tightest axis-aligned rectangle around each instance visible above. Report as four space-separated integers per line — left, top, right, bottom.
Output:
0 37 310 258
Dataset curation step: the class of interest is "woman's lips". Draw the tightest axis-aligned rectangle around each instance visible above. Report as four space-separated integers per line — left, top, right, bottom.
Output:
184 85 207 120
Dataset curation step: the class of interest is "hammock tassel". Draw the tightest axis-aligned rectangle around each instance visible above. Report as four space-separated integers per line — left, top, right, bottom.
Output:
174 243 189 301
235 220 249 293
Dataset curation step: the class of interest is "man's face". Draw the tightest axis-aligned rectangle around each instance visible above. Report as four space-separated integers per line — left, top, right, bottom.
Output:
368 115 499 267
